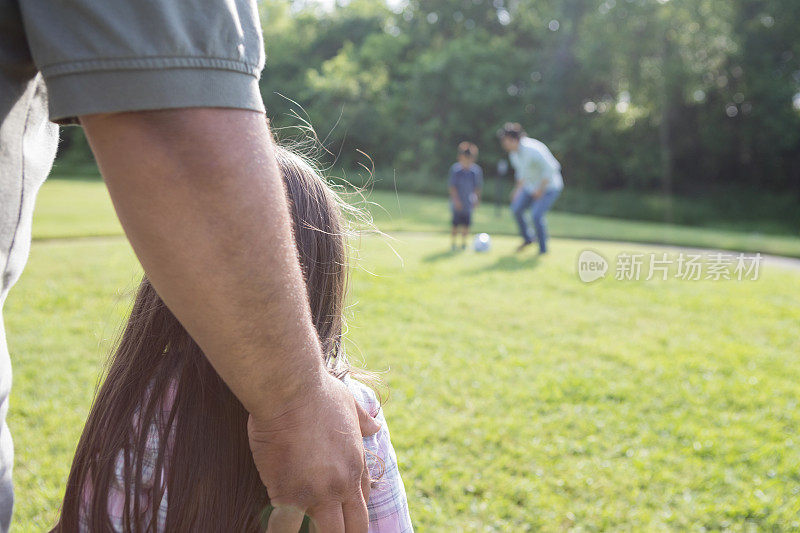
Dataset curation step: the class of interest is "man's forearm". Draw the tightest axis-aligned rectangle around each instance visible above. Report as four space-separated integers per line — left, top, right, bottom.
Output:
81 109 325 419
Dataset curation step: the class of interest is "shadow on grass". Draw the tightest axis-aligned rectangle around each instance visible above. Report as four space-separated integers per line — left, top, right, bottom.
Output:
467 252 541 274
422 248 465 263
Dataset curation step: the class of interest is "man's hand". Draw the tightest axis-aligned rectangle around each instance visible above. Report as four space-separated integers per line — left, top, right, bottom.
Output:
454 200 464 212
249 371 381 532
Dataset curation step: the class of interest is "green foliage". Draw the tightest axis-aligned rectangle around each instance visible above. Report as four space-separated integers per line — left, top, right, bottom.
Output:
53 0 800 229
257 0 800 200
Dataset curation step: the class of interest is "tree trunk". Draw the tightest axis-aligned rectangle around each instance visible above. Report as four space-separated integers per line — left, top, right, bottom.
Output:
659 35 674 224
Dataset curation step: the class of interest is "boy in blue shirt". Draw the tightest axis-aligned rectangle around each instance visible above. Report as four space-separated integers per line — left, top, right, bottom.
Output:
448 142 484 250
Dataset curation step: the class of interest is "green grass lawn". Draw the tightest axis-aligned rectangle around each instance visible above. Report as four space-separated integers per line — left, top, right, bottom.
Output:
6 177 800 530
33 178 800 258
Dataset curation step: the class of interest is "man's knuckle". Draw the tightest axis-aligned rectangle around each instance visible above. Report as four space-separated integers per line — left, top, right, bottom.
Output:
347 458 365 481
323 469 358 498
289 482 316 505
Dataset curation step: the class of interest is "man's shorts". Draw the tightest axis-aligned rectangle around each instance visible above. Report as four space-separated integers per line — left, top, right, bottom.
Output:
452 209 472 227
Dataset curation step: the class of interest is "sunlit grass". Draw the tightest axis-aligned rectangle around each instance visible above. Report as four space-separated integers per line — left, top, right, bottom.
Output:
6 229 800 530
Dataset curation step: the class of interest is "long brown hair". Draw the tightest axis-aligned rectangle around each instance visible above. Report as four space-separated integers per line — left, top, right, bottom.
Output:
55 147 357 532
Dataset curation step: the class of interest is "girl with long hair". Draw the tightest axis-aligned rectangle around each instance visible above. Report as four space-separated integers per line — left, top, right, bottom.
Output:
53 146 412 532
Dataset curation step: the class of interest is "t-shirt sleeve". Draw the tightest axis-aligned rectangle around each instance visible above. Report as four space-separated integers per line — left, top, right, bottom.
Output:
448 165 457 187
474 166 484 190
20 0 266 124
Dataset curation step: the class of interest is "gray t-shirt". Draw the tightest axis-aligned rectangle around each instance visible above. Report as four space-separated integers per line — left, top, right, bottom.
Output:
448 163 483 211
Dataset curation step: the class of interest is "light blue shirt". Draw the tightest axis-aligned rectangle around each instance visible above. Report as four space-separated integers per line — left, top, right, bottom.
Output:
509 137 563 193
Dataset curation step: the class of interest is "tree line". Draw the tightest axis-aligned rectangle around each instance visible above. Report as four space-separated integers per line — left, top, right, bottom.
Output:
259 0 800 201
57 0 800 205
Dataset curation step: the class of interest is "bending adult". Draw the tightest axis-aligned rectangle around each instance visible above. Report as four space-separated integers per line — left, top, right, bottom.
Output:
499 123 564 254
0 2 378 532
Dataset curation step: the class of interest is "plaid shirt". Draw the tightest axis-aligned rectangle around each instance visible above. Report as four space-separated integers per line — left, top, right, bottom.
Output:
346 376 414 532
81 377 413 532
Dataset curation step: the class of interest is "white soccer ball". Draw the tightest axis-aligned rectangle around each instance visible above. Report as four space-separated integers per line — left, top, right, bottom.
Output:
473 233 491 253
